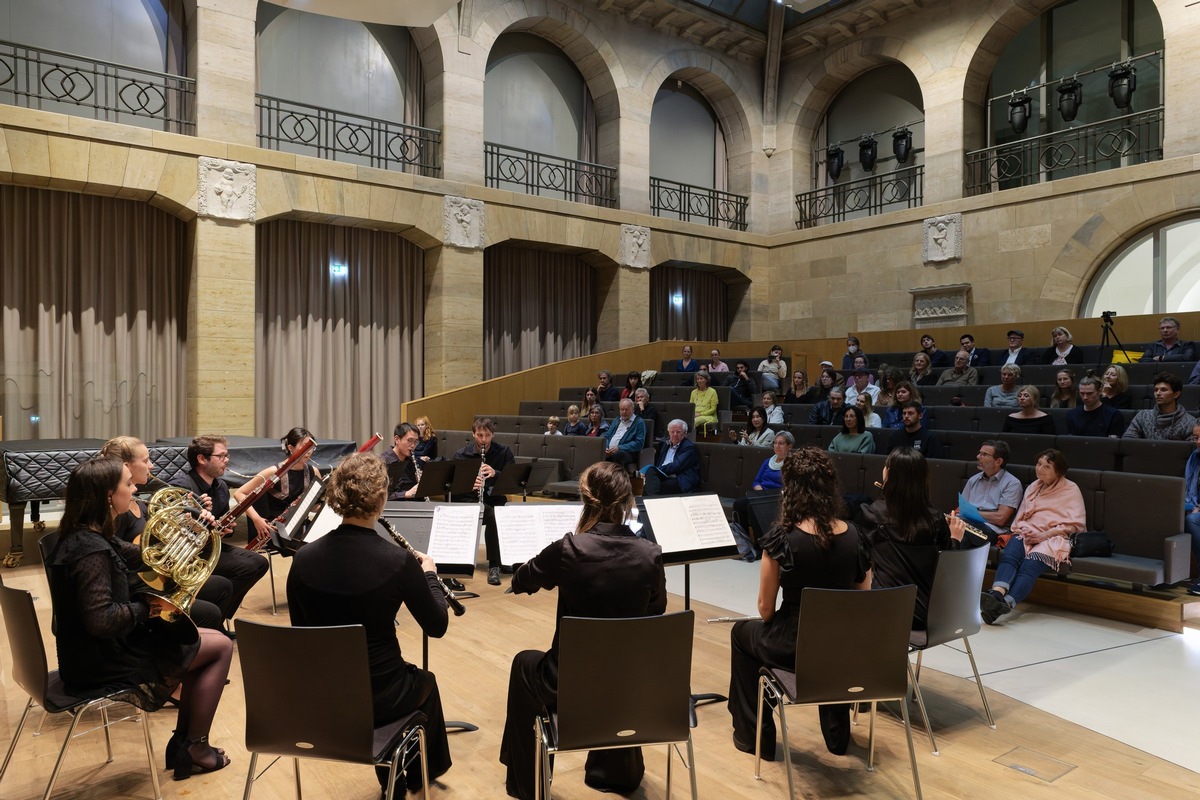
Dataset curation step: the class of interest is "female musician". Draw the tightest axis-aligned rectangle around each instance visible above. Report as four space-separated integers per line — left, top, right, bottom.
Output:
728 447 871 761
500 461 666 800
287 452 452 792
235 427 322 543
48 457 233 779
99 436 233 632
413 415 439 462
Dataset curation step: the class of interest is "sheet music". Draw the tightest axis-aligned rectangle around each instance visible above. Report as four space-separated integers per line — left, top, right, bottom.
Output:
494 503 584 566
682 495 737 548
641 494 735 554
305 504 343 543
427 504 481 566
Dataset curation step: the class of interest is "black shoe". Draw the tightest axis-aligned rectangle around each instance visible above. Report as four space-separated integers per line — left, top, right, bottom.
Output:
980 590 1006 625
487 566 501 586
1187 579 1200 596
173 736 230 780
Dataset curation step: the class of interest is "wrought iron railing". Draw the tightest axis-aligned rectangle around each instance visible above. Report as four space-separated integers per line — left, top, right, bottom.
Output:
484 142 617 207
965 108 1163 196
0 40 194 133
650 177 748 231
257 94 441 175
794 164 924 229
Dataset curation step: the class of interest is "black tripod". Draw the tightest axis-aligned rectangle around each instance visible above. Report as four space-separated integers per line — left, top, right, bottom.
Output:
1097 311 1126 371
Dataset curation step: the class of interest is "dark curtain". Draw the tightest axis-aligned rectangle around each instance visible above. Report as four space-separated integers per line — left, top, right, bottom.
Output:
649 264 729 342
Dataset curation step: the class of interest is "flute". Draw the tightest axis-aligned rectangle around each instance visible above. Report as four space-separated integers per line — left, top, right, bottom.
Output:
378 518 466 617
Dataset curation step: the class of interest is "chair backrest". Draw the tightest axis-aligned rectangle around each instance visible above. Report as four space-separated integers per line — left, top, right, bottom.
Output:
237 621 376 764
556 610 695 751
792 586 917 705
922 545 989 647
38 531 61 634
0 584 51 708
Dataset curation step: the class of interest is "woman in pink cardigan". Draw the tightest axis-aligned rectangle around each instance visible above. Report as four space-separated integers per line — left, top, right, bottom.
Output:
980 449 1086 624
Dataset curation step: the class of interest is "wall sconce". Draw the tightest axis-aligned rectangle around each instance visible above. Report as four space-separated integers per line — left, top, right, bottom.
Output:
1057 78 1082 122
1108 62 1136 110
859 135 878 172
826 145 844 181
1008 91 1032 135
892 128 913 164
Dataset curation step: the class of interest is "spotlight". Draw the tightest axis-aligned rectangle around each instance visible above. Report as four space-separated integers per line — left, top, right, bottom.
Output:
1057 78 1082 122
1008 91 1031 136
671 292 684 308
826 145 844 181
859 135 878 172
1108 63 1136 110
892 128 913 164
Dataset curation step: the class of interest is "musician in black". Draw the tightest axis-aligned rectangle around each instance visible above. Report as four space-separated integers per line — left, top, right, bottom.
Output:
236 427 322 541
382 422 421 500
170 435 269 621
452 417 514 586
287 452 452 794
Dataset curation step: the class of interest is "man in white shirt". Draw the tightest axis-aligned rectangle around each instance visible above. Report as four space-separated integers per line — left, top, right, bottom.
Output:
844 368 880 405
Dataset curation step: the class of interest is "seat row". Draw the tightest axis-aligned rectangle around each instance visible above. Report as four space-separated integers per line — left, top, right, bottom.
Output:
916 382 1200 410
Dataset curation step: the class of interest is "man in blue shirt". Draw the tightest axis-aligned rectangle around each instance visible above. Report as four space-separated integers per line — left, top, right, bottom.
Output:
604 398 647 473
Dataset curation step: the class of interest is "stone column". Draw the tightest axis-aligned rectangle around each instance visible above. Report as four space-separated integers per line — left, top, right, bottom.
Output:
425 196 486 392
922 78 966 206
594 224 652 350
190 0 258 145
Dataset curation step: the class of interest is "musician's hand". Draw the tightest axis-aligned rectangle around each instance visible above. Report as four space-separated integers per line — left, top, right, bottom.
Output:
198 493 213 511
198 509 217 526
147 596 172 619
480 463 495 480
252 515 273 539
947 511 966 542
417 552 437 573
473 476 485 493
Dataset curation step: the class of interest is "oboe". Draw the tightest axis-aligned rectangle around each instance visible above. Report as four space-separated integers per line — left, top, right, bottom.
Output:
378 517 466 617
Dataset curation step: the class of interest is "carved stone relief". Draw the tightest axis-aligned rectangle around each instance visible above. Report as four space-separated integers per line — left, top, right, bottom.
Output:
909 283 970 329
922 213 963 263
620 224 651 269
443 195 485 250
197 157 256 222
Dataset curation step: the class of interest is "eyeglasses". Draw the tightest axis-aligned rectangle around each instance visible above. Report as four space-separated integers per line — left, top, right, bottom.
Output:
976 452 995 459
210 452 231 461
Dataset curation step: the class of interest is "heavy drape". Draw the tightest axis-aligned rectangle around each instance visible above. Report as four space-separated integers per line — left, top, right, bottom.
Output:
649 265 729 342
255 220 423 441
0 186 188 440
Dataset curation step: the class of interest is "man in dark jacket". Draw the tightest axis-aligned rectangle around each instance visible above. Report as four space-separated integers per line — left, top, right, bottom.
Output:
643 419 701 495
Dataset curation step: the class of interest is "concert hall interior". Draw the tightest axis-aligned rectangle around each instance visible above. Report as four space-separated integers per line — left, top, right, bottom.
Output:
3 0 1200 798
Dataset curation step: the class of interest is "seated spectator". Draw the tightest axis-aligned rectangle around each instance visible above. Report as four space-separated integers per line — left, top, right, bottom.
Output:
920 334 951 369
631 388 659 434
808 386 846 425
761 391 785 426
620 371 643 400
596 370 621 402
676 345 700 385
829 406 876 454
1001 329 1036 366
581 387 600 416
563 405 589 436
882 382 921 429
731 432 795 558
584 405 609 438
889 401 940 455
604 398 647 473
875 368 901 408
984 364 1022 408
784 369 817 404
1100 364 1134 408
1189 360 1200 387
908 351 937 386
812 368 840 401
960 333 991 367
732 407 775 447
1003 385 1056 435
1123 372 1198 440
1048 368 1078 409
958 440 1022 542
1041 326 1084 366
414 416 439 464
1184 423 1200 595
1141 316 1195 363
845 368 882 405
1066 377 1126 437
707 348 730 377
843 355 873 388
642 420 700 496
936 350 979 386
980 449 1086 624
757 344 788 392
690 371 719 431
855 393 882 428
841 336 866 372
545 416 562 436
729 360 758 411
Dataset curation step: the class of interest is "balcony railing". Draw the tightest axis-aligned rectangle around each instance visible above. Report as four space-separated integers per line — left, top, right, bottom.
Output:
484 142 617 207
794 164 924 229
650 177 748 231
0 39 194 133
965 108 1164 196
257 94 441 176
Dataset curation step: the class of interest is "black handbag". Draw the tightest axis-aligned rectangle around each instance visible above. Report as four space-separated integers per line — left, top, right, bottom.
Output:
1070 531 1114 558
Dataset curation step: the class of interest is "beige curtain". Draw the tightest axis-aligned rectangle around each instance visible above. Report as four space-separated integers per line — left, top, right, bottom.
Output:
649 265 729 342
483 246 596 379
0 186 188 440
255 220 424 441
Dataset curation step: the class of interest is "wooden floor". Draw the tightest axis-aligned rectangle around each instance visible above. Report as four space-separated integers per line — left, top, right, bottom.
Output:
2 553 1199 800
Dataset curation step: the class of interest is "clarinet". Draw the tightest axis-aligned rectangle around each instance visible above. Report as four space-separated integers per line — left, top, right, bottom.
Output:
378 518 466 617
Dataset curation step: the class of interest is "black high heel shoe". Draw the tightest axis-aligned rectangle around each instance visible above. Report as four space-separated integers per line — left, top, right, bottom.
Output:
173 736 231 780
164 729 183 769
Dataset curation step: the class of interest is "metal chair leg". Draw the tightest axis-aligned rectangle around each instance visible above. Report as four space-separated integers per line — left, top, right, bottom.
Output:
100 703 114 763
0 698 34 780
139 708 162 800
899 692 924 800
962 637 996 729
417 727 429 800
42 702 88 800
753 677 765 780
777 697 795 800
293 757 302 800
240 752 259 800
867 701 877 772
907 661 939 755
665 741 672 798
267 552 277 615
686 733 698 800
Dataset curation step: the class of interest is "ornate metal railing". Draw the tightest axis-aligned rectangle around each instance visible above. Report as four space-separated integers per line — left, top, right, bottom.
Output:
794 164 924 229
965 108 1163 196
650 177 748 231
257 94 441 175
484 142 617 207
0 40 194 133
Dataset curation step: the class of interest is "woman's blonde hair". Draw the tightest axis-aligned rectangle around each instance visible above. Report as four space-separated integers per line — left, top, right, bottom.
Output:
575 462 633 534
414 416 436 441
99 435 145 463
325 452 388 520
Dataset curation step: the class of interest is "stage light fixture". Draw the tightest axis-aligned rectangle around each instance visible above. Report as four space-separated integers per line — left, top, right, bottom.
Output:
892 128 913 164
1057 78 1082 122
1108 63 1136 110
1008 91 1032 135
859 135 878 172
826 145 845 180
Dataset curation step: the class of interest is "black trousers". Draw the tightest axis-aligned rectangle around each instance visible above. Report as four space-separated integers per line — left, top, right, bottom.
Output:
211 544 268 617
193 572 233 629
482 495 508 568
643 471 682 496
374 667 452 792
500 649 644 800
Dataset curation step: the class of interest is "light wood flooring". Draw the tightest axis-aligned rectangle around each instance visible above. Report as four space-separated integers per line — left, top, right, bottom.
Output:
1 552 1198 800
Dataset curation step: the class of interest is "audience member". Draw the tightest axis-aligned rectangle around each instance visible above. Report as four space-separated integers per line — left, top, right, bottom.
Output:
631 387 659 433
1188 360 1200 387
960 333 991 367
690 371 719 431
1042 326 1085 365
1141 316 1195 363
984 364 1022 408
757 344 788 392
875 367 901 408
813 368 840 401
1001 329 1036 366
1100 364 1134 408
729 360 757 411
845 367 881 404
784 370 817 404
581 387 600 415
733 407 775 447
545 416 562 436
1048 368 1079 409
936 350 979 386
958 440 1022 542
919 334 951 368
619 371 642 400
882 382 921 428
675 345 699 385
908 351 937 386
808 386 846 425
731 432 795 558
707 348 730 376
604 398 647 473
841 336 865 371
1123 372 1198 440
889 401 940 454
855 393 882 428
596 371 621 402
843 355 873 387
414 416 438 463
584 405 609 438
1066 377 1126 437
1003 385 1056 435
643 420 700 496
563 405 589 436
828 407 876 454
761 391 785 425
1184 423 1200 596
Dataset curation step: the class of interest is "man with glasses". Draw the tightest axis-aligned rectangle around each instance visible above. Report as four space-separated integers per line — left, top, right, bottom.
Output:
1141 316 1195 363
958 440 1022 543
1001 329 1035 366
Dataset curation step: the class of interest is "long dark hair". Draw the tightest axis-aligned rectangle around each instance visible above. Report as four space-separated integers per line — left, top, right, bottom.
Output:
748 406 769 434
773 447 845 550
282 426 313 452
841 405 865 434
58 457 125 541
576 462 633 533
881 447 935 542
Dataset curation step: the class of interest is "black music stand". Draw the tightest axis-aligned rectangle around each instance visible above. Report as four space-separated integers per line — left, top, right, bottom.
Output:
492 463 535 501
447 459 485 497
412 460 458 502
526 459 562 495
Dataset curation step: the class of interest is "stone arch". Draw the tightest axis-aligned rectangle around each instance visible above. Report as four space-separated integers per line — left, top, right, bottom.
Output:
408 25 448 131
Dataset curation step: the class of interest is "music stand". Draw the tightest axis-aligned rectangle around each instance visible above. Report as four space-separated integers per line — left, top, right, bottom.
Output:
492 462 535 502
412 460 458 502
526 459 562 494
447 458 485 497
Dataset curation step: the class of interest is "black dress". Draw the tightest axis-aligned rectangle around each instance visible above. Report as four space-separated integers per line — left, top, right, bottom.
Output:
48 528 199 710
857 501 958 629
287 523 451 791
728 522 870 760
1002 414 1057 435
500 523 666 800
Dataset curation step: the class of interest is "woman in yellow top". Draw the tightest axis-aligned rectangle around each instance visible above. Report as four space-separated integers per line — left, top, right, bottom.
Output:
690 371 719 431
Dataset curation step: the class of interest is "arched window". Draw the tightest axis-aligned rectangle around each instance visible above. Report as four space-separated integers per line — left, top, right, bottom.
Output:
817 65 924 187
1082 216 1200 317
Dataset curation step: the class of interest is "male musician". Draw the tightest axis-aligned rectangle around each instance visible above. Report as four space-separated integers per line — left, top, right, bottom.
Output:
171 435 269 621
383 422 422 500
604 398 647 473
642 419 701 496
452 418 515 586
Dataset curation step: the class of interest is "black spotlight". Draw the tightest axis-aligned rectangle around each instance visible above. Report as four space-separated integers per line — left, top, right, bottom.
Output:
859 135 878 172
826 145 845 181
892 128 913 164
1057 78 1082 122
1008 91 1032 135
1108 63 1136 110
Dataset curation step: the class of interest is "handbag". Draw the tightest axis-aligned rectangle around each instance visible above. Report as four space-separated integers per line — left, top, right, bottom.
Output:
1070 531 1114 558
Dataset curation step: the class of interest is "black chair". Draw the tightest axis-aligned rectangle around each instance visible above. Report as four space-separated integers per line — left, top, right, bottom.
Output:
536 611 697 800
755 586 921 800
908 545 996 756
0 582 162 800
236 620 428 800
